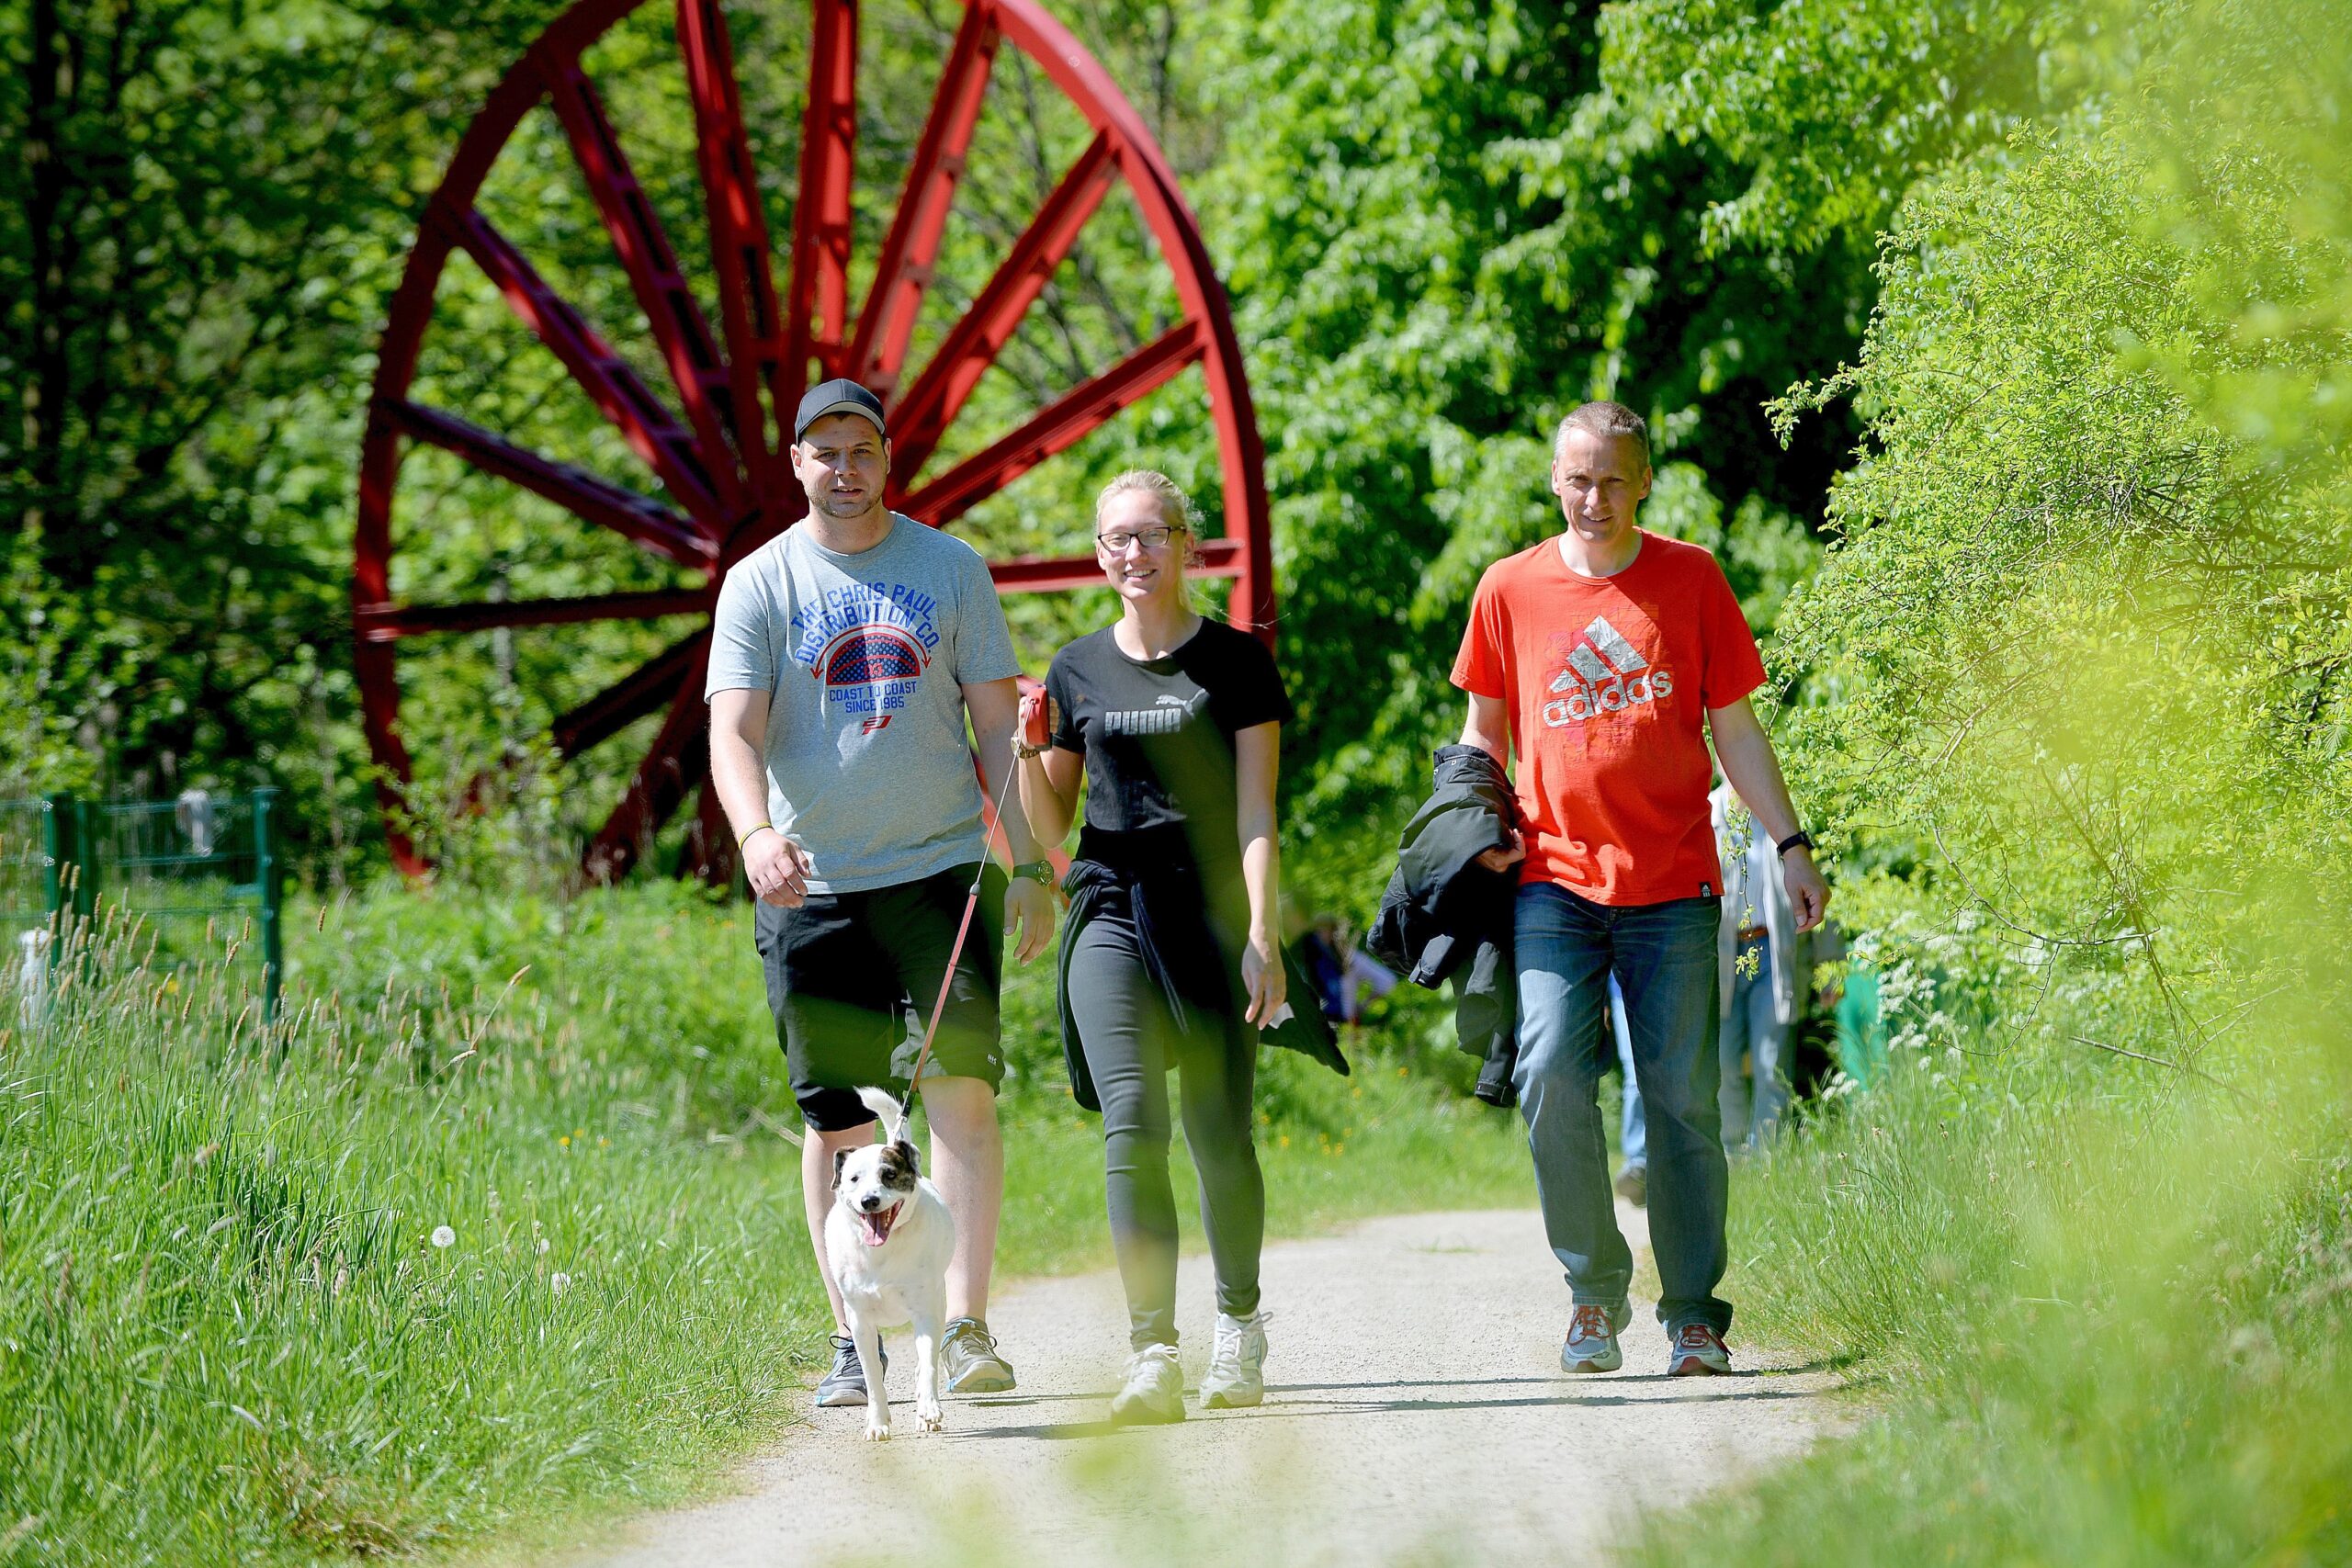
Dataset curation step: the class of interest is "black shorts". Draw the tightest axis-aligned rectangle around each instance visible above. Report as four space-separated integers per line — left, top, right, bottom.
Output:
752 862 1006 1132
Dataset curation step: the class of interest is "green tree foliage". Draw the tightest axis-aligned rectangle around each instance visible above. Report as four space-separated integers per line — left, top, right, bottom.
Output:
1187 0 1941 897
1601 0 2099 253
1767 0 2350 1061
0 0 563 810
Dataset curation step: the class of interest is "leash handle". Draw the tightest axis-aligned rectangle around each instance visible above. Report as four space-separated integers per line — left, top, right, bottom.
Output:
899 737 1027 1114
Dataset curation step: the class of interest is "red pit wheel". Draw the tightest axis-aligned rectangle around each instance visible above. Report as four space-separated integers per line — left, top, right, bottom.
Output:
354 0 1272 885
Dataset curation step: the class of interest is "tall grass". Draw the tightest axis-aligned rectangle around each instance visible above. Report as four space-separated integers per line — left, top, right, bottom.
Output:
1631 993 2352 1565
0 883 1531 1566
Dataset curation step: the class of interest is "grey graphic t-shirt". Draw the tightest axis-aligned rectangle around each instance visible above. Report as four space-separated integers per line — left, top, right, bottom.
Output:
706 514 1020 893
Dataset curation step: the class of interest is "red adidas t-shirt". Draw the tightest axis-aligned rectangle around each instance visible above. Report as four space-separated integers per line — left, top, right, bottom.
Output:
1450 531 1767 905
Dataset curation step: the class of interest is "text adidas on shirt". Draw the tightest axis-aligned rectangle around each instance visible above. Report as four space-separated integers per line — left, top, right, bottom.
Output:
1543 615 1675 728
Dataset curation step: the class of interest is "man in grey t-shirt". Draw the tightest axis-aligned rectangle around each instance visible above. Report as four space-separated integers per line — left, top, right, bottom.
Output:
708 380 1057 1406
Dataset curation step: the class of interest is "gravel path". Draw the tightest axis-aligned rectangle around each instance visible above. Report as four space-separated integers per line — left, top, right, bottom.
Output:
560 1205 1847 1568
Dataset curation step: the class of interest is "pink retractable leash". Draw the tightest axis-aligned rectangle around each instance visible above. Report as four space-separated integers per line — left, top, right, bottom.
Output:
896 690 1046 1117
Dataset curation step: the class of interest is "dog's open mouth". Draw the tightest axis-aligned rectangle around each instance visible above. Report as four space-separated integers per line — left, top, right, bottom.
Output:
855 1202 903 1247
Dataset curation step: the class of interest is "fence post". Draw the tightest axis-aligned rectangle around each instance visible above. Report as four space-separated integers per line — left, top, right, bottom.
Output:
71 795 96 925
253 787 283 1023
40 792 75 971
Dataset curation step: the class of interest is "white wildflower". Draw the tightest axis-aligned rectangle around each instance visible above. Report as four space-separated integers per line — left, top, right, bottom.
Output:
550 1272 571 1295
430 1225 456 1249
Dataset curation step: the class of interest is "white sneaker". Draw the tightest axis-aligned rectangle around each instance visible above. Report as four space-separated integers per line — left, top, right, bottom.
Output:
1109 1343 1186 1425
1200 1310 1270 1408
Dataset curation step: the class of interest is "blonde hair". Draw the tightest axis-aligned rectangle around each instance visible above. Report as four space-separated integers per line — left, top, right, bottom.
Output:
1094 469 1208 604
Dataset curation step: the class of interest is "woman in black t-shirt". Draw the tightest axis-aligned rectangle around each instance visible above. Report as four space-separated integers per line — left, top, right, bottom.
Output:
1014 469 1291 1426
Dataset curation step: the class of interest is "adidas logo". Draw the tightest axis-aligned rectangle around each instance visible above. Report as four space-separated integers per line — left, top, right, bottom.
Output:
1543 616 1674 727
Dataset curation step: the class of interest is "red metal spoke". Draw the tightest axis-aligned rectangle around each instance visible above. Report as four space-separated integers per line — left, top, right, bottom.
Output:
360 0 1276 888
988 537 1240 594
887 130 1118 479
785 0 859 392
846 5 998 397
678 0 791 489
356 587 713 642
380 399 714 569
435 201 728 527
585 646 711 882
355 639 425 877
552 629 705 758
899 320 1204 525
540 56 744 502
989 0 1275 639
687 779 738 887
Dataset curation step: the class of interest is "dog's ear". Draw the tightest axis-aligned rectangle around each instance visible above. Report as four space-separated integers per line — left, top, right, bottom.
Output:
891 1137 922 1176
832 1146 853 1189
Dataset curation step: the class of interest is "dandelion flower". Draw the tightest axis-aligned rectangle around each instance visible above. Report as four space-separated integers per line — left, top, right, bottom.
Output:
431 1225 456 1249
537 1237 550 1255
550 1272 571 1294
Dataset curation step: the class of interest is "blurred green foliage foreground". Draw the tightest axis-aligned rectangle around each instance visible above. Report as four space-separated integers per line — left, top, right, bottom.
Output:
1634 0 2352 1562
0 883 1531 1565
7 0 2352 1562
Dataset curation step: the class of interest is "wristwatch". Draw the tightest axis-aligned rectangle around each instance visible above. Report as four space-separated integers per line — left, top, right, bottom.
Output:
1775 830 1816 859
1010 859 1057 886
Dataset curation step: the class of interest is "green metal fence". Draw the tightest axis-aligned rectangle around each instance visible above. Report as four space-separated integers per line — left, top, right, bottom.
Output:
2 788 284 1021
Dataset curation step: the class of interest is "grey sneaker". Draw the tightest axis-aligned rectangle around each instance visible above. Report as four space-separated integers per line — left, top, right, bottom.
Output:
940 1316 1015 1394
1200 1310 1270 1409
1109 1343 1186 1425
816 1333 885 1408
1667 1322 1733 1376
1561 1303 1624 1374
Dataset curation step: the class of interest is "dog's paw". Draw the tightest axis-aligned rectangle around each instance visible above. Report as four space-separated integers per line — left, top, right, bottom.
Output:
917 1401 943 1433
864 1418 891 1442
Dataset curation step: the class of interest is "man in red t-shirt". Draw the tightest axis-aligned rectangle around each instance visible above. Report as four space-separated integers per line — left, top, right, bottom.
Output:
1451 400 1828 1377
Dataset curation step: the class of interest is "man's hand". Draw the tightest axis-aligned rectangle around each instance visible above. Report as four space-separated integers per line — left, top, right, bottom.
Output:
1241 930 1287 1029
1782 848 1829 933
1476 829 1527 875
1004 875 1056 964
743 829 812 908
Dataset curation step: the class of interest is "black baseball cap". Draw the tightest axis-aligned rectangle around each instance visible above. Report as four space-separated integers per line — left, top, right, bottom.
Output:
794 378 887 443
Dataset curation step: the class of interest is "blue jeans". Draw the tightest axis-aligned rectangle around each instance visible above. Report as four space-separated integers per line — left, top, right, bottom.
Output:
1721 937 1792 1152
1514 884 1731 1335
1610 976 1644 1170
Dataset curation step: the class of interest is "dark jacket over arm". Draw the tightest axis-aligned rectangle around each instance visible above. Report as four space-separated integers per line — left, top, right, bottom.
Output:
1368 745 1521 1106
1056 825 1346 1113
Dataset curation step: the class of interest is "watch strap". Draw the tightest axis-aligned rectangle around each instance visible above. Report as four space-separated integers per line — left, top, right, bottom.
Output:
1010 859 1057 885
1775 830 1815 858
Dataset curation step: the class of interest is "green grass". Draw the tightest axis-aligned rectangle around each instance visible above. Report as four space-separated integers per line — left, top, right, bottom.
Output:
0 882 1532 1566
1630 1013 2352 1567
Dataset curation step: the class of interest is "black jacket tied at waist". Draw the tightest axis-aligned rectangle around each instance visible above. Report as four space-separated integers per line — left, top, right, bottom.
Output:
1057 823 1346 1112
1368 744 1521 1106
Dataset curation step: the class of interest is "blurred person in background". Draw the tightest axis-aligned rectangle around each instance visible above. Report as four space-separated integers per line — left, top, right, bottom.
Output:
1713 781 1812 1153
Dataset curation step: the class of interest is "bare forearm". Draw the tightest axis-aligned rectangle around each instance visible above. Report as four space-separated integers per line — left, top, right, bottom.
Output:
709 716 771 840
1240 828 1280 940
1460 694 1511 770
1234 723 1283 939
1016 753 1077 847
1710 713 1803 845
974 725 1041 863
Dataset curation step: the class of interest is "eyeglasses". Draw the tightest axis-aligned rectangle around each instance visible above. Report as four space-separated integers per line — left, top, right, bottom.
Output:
1095 525 1178 553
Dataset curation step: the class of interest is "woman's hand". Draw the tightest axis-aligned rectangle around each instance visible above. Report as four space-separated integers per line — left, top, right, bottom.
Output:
1241 930 1287 1028
1015 684 1057 759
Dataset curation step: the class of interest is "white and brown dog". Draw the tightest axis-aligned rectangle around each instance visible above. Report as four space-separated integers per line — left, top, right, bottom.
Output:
826 1087 956 1439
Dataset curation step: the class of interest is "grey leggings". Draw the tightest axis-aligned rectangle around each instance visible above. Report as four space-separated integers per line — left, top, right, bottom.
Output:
1066 899 1264 1349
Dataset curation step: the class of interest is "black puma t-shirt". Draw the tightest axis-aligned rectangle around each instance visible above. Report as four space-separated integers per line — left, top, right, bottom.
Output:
1046 619 1293 857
